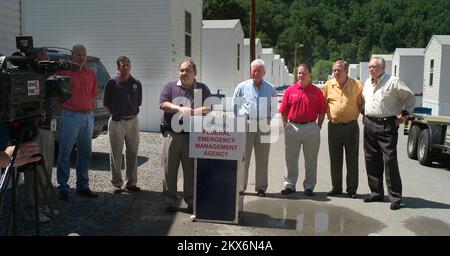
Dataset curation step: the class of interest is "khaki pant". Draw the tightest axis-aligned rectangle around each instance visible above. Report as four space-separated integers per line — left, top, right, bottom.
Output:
242 130 271 193
108 117 140 188
161 132 193 207
283 122 320 191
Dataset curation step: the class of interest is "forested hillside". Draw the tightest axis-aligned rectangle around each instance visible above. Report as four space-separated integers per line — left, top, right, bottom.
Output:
204 0 450 70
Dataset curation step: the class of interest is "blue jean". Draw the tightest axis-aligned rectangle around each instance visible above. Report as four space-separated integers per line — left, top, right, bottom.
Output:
56 109 94 192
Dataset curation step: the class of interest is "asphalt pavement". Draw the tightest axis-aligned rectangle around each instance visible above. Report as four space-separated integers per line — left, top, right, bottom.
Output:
158 114 450 236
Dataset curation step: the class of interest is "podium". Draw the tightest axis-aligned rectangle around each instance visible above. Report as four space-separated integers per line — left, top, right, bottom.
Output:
189 116 245 224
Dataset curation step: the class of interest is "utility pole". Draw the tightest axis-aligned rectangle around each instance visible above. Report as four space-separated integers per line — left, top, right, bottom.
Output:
294 43 298 71
250 0 256 62
294 43 303 82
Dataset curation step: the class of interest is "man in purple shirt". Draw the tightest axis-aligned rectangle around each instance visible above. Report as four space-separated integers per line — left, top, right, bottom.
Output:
159 60 211 213
104 56 142 194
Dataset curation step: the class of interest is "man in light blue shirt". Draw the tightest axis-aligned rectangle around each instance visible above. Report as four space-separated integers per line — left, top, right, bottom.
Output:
232 59 277 197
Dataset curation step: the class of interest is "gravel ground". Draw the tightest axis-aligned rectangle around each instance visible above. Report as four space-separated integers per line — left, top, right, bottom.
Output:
0 132 166 236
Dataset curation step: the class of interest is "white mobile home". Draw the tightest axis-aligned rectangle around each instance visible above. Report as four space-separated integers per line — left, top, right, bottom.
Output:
279 58 285 86
284 66 289 86
272 55 281 87
243 38 262 80
202 19 244 101
288 73 295 85
22 0 203 131
262 48 274 85
348 64 360 80
422 35 450 116
392 48 425 107
359 62 369 83
0 0 21 56
372 54 393 76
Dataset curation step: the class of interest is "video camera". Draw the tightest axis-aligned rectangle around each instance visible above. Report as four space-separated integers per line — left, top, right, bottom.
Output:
0 36 71 139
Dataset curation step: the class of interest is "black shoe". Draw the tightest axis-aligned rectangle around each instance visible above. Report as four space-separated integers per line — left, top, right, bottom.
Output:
363 196 384 202
390 202 401 210
125 186 141 192
327 190 342 196
165 206 177 213
304 189 314 196
76 188 98 198
187 205 193 214
348 193 358 199
113 186 123 194
281 188 296 195
59 190 69 201
256 189 266 197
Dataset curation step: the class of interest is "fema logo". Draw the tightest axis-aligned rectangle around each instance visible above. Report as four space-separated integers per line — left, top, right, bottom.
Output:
132 84 137 89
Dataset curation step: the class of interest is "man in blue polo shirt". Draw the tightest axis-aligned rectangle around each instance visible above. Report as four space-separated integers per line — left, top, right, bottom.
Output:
232 59 277 197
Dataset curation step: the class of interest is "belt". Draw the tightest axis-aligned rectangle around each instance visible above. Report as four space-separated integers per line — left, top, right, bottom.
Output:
65 109 92 113
366 116 396 123
330 120 357 126
289 120 315 125
113 115 135 121
118 116 135 121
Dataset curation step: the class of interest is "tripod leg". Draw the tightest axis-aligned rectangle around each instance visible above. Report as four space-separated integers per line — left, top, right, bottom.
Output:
33 167 40 236
0 171 6 222
36 159 69 235
6 168 19 236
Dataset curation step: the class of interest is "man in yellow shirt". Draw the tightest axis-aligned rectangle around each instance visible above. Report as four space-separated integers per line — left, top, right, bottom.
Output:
322 60 363 198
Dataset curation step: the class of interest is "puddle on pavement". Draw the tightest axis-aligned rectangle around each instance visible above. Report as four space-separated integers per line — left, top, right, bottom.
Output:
404 216 450 235
241 199 385 235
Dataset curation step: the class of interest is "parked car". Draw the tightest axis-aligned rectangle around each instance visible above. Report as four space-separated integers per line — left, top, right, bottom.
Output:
46 47 110 139
314 80 325 89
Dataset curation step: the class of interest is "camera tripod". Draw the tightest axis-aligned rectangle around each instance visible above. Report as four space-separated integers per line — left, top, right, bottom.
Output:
0 123 69 235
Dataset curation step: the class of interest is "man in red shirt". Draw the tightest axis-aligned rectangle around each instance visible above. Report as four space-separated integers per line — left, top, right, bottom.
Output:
279 64 326 196
56 44 98 201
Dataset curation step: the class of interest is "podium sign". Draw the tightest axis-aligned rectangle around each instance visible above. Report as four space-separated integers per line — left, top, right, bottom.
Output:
189 116 245 224
189 117 245 160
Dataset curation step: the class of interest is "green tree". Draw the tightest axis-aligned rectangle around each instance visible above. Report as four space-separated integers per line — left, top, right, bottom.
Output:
327 39 340 62
380 23 396 51
312 59 333 81
203 0 246 19
255 0 290 47
357 37 371 63
340 43 358 64
203 0 247 29
202 0 450 66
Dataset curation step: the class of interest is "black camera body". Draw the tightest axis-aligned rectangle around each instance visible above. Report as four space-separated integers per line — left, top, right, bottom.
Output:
0 36 71 124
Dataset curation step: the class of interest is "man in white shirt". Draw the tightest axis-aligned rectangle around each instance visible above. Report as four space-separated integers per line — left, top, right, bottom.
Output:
362 56 415 210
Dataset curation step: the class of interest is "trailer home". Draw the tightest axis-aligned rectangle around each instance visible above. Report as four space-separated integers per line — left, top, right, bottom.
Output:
392 48 425 107
359 62 369 83
422 35 450 116
262 48 274 85
348 64 360 80
243 38 262 80
21 0 203 131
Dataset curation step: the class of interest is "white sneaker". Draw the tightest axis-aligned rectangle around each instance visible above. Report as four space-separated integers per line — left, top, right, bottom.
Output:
40 207 59 217
24 211 50 223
